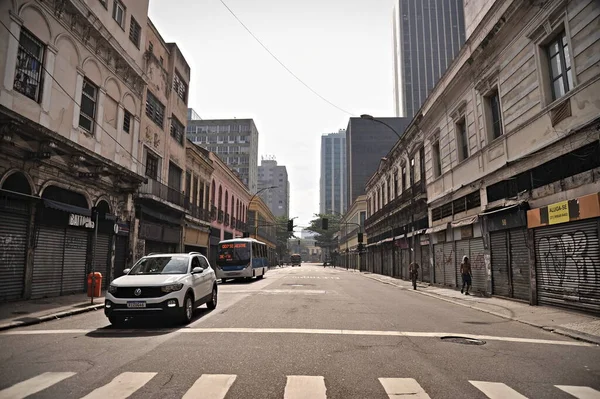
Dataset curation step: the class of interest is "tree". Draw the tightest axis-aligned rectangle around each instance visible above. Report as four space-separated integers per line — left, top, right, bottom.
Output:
305 213 341 254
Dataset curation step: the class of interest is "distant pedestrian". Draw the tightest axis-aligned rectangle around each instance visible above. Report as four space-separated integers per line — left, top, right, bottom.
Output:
409 262 420 290
460 256 472 295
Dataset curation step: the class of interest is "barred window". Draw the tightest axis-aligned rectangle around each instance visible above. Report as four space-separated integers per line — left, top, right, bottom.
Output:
145 91 165 127
14 29 45 102
173 72 187 102
129 16 141 48
123 110 131 133
79 79 97 133
145 152 159 180
170 116 184 145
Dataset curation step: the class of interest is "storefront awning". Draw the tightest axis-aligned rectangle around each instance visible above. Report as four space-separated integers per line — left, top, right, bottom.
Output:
425 223 447 234
43 199 90 217
407 228 427 238
139 205 182 225
450 215 478 228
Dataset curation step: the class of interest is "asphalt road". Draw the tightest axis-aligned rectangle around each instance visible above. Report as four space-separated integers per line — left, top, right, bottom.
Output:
1 264 599 399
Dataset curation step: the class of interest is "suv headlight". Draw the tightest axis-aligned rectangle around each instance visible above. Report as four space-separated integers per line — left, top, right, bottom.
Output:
161 283 184 293
108 285 118 294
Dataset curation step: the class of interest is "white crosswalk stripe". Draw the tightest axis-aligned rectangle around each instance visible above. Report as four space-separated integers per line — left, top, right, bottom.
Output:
182 374 237 399
555 385 600 399
0 372 76 399
1 371 599 398
469 381 528 398
379 378 431 398
284 376 327 399
80 372 156 399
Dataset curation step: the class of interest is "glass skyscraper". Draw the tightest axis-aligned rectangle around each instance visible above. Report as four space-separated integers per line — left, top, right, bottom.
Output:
320 130 346 215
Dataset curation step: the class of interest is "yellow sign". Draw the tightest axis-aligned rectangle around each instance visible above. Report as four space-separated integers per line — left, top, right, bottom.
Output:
548 200 570 225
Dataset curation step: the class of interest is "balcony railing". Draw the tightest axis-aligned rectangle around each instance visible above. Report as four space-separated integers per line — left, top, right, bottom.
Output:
224 213 230 226
231 216 236 228
211 205 217 221
217 210 224 223
137 177 185 208
365 180 427 229
185 201 210 222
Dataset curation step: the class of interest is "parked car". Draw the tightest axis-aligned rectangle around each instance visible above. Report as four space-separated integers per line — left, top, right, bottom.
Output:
105 252 217 326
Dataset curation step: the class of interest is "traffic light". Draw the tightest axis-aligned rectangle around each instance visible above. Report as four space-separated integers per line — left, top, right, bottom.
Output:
357 232 363 243
287 219 294 231
297 240 301 246
321 218 329 230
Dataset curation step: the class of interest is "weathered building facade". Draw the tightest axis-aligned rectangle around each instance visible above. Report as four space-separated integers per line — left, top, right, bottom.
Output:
364 0 600 314
132 19 191 259
338 195 367 270
248 196 277 266
0 0 148 300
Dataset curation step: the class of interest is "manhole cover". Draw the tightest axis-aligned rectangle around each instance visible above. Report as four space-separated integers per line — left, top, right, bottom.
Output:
440 336 486 345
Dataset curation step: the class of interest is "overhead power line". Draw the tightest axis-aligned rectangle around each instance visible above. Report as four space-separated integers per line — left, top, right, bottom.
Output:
218 0 354 116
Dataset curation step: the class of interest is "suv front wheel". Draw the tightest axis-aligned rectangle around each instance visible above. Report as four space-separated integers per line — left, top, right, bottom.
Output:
181 294 194 324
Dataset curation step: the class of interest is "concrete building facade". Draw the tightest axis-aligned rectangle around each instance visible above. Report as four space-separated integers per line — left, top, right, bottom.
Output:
258 158 289 218
320 130 346 215
393 0 466 118
186 114 259 194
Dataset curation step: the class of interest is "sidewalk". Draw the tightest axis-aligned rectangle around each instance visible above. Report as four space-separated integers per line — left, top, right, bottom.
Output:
0 292 105 331
362 272 600 345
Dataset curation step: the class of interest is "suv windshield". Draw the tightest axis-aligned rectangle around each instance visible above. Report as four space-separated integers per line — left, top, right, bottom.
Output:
129 256 189 275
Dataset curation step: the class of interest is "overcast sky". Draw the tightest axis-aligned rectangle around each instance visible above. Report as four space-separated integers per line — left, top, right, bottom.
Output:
148 0 394 228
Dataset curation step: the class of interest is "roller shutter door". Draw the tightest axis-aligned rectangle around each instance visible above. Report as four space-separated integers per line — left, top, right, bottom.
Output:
61 228 87 294
443 242 456 287
93 234 111 289
114 236 129 279
535 219 600 314
434 244 444 284
470 238 487 294
455 240 469 288
490 231 510 296
0 212 28 301
509 229 530 301
32 226 64 299
402 249 409 280
421 244 431 283
413 243 422 281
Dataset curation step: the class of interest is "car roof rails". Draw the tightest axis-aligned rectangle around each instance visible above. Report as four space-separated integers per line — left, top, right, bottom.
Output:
188 252 202 255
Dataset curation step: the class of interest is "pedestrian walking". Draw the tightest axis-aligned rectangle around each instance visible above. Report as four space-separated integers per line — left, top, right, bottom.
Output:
409 262 420 290
460 255 472 295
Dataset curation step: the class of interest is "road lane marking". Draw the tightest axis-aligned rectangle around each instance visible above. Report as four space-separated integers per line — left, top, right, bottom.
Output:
470 381 528 398
0 372 76 399
1 328 594 346
182 374 236 399
555 385 600 398
80 372 156 399
284 376 326 399
379 378 431 398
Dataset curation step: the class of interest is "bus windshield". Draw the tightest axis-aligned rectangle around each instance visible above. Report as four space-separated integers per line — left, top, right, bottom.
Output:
217 242 251 266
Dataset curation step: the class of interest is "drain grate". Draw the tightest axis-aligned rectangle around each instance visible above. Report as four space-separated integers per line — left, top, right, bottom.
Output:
440 336 486 345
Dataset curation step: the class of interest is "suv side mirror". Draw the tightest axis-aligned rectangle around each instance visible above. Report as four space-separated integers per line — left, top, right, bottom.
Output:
122 268 131 275
192 267 204 274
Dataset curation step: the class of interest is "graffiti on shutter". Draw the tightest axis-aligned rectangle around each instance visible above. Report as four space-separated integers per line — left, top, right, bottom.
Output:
0 212 28 301
509 228 530 301
434 244 444 284
470 238 487 294
490 231 510 297
535 219 600 313
421 243 431 283
455 240 469 288
443 242 456 287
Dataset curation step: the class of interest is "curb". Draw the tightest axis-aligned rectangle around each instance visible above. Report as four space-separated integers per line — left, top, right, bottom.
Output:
361 274 600 346
0 303 105 332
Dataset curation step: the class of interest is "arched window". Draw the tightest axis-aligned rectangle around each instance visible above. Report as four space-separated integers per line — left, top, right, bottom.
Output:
225 190 229 214
211 180 216 206
218 186 222 211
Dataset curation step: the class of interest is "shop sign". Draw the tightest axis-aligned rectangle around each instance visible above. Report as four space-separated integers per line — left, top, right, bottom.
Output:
547 200 570 225
69 214 95 229
527 193 600 228
460 225 473 239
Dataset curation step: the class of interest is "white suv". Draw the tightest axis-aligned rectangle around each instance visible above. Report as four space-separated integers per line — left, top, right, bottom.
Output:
105 252 217 326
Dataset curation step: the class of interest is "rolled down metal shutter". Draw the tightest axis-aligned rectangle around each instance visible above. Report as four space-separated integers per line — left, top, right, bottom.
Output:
443 242 456 287
414 243 422 281
61 228 88 294
93 234 111 289
113 236 128 279
434 244 444 284
509 228 530 301
469 238 487 294
421 244 431 283
490 231 510 296
535 219 600 313
32 226 65 299
400 249 407 279
455 240 469 287
0 212 28 301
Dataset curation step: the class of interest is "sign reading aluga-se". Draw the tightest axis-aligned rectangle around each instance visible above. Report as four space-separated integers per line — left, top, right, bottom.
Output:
69 214 95 229
548 200 570 225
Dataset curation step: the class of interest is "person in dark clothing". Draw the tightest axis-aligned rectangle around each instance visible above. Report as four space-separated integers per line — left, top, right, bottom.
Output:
460 255 472 295
409 262 420 290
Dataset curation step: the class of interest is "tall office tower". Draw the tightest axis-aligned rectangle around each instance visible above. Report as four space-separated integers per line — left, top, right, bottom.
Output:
320 130 347 215
258 157 289 218
186 110 259 193
393 0 466 117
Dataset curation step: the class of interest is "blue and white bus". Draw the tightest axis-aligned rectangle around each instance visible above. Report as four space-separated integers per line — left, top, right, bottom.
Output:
215 238 269 282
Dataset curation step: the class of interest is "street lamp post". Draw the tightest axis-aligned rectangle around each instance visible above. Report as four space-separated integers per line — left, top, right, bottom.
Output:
246 186 277 237
360 114 416 270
